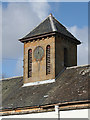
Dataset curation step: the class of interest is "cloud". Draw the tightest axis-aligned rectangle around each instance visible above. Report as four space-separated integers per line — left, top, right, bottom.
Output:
2 2 50 76
14 57 23 76
67 26 88 65
0 4 2 78
2 2 50 59
0 4 2 59
2 2 88 78
31 2 50 20
2 0 41 1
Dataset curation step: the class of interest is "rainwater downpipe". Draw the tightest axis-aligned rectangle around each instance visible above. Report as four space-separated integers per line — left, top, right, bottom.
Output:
55 105 60 120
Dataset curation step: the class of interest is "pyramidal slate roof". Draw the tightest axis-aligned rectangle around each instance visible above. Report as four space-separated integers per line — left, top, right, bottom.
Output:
1 65 90 111
19 14 80 44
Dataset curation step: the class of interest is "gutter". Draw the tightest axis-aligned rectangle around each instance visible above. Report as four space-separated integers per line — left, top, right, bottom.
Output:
0 101 90 116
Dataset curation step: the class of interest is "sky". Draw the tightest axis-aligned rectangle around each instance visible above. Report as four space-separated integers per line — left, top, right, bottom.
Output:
1 2 88 78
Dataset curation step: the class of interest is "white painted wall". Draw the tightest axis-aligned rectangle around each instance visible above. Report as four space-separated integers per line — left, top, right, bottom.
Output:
0 109 89 119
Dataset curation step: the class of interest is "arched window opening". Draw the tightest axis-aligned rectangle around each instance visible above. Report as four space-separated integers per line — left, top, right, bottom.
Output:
46 45 50 75
28 49 32 78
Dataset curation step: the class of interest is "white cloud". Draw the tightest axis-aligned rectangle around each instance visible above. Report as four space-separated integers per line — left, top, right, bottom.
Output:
0 4 2 78
2 2 50 76
2 0 89 2
0 4 2 59
2 2 88 77
31 2 50 20
67 26 88 65
2 2 50 59
2 0 48 2
14 57 23 76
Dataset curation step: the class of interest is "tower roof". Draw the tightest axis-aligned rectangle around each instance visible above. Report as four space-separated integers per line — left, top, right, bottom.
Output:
19 14 81 44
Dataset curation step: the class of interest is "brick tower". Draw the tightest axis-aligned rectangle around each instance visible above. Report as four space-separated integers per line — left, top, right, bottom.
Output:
19 14 81 85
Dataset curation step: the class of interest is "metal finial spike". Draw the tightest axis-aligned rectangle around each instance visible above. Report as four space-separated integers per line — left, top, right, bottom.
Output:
49 13 53 17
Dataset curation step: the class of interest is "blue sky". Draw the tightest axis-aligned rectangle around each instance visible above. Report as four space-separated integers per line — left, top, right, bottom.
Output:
49 2 88 27
2 2 88 78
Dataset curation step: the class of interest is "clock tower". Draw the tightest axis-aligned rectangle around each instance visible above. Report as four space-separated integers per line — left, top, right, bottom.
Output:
19 14 81 85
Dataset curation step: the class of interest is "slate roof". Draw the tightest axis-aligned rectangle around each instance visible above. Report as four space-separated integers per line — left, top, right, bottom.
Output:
19 14 81 44
1 65 90 110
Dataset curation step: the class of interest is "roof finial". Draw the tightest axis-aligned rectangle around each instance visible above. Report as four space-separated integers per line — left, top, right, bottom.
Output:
49 13 53 17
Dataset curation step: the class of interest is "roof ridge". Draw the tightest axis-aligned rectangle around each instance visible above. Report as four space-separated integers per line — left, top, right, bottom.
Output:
49 14 57 31
53 16 66 29
0 76 23 81
53 17 77 40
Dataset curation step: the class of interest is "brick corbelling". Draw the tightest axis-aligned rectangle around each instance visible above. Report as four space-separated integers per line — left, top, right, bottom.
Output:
19 32 56 43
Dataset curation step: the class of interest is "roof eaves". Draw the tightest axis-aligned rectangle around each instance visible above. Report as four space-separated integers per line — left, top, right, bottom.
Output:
1 100 90 116
19 31 56 43
56 31 81 45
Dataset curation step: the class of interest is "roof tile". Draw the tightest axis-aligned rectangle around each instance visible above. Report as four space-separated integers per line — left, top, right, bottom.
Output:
2 65 90 110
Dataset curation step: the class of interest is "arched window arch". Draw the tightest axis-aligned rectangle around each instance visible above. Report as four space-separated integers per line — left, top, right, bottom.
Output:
46 45 50 75
28 49 32 78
